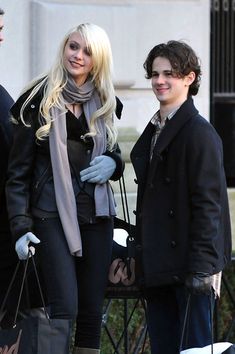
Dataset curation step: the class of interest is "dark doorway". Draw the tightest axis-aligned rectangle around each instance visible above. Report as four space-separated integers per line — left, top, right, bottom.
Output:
210 0 235 187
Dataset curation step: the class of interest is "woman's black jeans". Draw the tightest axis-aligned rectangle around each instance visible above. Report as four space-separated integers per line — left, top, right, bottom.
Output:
34 216 113 349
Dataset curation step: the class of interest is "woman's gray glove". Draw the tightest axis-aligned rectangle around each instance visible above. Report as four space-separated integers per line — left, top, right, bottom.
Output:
15 232 40 260
80 155 116 184
185 272 212 295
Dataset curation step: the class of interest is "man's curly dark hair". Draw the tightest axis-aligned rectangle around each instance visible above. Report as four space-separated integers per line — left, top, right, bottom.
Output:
143 40 202 96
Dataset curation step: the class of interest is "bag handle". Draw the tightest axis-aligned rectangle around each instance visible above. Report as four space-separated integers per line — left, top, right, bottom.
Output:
179 291 214 354
13 251 50 326
118 174 136 279
118 174 134 243
0 251 50 327
119 174 131 226
0 261 21 323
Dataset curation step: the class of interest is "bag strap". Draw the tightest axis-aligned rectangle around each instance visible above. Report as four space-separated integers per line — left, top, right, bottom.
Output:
0 260 21 323
118 174 136 279
179 293 191 352
119 174 131 226
179 291 214 354
13 251 50 326
0 251 49 327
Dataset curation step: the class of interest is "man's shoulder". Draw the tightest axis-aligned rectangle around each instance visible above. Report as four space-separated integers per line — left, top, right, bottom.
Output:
0 84 14 106
0 84 14 124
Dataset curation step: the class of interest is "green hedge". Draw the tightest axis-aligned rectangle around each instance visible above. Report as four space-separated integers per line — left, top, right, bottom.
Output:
215 259 235 342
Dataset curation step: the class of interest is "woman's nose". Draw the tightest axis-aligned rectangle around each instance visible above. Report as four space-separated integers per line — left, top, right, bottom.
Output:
74 48 83 59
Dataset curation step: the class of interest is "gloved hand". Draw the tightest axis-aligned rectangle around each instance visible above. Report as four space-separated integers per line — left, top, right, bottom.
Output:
185 272 212 295
80 155 116 184
15 232 40 260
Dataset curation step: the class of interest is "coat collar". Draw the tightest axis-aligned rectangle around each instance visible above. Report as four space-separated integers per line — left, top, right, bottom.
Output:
152 96 198 157
10 78 46 120
130 97 199 184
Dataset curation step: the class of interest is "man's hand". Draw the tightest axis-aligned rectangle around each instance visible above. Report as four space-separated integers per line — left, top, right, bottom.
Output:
185 272 212 295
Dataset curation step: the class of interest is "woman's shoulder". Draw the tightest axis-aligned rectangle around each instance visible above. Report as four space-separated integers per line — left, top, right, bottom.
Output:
11 76 47 119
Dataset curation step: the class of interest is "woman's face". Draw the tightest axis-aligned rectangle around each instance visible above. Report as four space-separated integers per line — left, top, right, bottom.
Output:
63 32 93 86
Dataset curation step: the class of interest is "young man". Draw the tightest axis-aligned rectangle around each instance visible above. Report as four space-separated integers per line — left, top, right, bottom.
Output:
130 41 232 353
0 7 18 313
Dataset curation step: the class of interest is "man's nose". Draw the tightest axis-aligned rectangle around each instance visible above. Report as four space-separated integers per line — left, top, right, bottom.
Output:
156 74 165 83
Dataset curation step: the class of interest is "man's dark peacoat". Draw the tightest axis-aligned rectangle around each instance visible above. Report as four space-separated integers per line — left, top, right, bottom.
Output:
130 97 232 288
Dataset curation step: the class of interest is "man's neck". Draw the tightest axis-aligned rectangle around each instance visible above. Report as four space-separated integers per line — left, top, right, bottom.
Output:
159 98 187 119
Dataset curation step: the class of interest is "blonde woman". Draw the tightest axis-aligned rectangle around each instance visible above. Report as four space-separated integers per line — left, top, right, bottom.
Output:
6 23 124 354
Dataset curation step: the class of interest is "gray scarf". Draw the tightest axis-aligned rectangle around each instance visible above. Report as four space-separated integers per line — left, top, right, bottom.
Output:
49 77 116 257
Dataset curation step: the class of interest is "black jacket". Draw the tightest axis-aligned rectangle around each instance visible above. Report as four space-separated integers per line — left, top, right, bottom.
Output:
0 85 19 304
130 97 232 288
6 85 124 242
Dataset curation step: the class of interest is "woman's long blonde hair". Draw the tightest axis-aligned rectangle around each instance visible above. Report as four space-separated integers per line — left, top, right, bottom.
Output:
19 23 117 150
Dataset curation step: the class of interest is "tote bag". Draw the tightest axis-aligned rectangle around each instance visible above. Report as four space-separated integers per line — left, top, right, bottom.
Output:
180 293 235 354
180 343 235 354
0 316 71 354
0 253 72 354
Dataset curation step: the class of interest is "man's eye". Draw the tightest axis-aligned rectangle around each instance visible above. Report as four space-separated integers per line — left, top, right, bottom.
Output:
152 73 159 77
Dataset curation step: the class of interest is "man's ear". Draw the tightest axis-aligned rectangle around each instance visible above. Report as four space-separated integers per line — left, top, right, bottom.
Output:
185 71 196 86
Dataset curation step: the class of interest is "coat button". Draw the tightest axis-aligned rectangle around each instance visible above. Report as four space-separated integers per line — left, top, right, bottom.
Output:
171 241 176 248
30 104 35 109
86 149 91 155
168 209 174 217
134 178 138 184
165 177 171 184
173 275 180 282
136 244 142 251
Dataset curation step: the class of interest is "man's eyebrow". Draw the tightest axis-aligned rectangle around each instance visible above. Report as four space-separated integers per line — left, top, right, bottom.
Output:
152 69 173 74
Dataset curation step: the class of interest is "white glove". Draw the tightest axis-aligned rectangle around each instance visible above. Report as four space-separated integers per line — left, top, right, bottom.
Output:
80 155 116 184
15 232 40 260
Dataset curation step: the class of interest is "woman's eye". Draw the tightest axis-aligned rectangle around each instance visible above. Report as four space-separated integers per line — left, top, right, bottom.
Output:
84 47 91 56
70 43 79 50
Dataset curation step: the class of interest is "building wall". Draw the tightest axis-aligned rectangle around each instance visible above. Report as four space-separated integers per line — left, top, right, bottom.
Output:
1 0 234 249
0 0 210 133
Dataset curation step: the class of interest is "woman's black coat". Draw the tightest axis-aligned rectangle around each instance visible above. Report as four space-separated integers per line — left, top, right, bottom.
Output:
130 97 232 288
6 86 124 242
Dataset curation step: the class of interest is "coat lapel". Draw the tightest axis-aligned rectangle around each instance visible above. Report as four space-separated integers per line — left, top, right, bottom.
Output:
130 122 154 184
148 97 199 181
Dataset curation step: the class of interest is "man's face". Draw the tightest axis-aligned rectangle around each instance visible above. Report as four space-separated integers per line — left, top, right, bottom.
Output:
0 15 4 43
151 56 194 108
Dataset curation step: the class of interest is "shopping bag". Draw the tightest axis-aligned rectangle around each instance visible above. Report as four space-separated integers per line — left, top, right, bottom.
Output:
0 253 72 354
180 342 235 354
106 216 141 298
180 293 235 354
106 175 142 299
0 316 71 354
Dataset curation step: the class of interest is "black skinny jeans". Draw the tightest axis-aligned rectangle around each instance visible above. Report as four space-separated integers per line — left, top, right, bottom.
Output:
34 216 113 349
